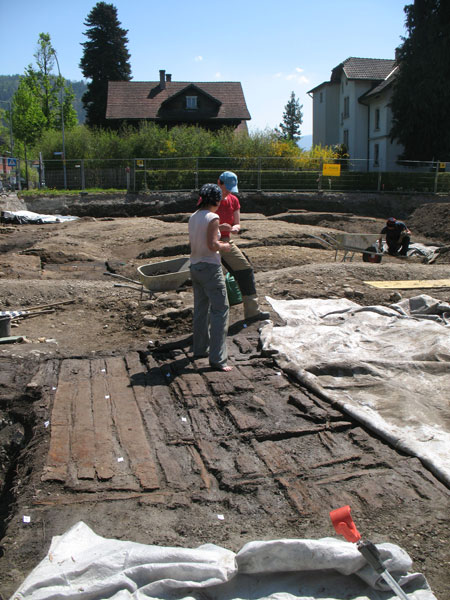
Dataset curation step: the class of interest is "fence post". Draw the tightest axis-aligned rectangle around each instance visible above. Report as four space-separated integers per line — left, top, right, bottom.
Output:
257 157 262 192
195 158 199 191
17 159 21 190
433 160 439 193
81 159 85 190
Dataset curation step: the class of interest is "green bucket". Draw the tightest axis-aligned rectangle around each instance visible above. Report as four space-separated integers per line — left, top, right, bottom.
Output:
225 272 242 306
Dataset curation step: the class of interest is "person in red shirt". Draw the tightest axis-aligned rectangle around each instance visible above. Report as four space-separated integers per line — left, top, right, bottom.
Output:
217 171 270 322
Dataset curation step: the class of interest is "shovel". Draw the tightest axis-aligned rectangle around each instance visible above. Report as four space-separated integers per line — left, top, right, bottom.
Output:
330 505 410 600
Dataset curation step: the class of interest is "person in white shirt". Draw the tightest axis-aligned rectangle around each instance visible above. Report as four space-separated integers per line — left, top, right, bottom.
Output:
189 183 233 371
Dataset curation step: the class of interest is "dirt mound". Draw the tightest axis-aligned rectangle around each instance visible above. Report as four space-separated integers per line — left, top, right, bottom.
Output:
408 202 450 242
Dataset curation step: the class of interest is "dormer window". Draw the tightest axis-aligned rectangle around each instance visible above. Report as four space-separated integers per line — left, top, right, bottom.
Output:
186 96 198 109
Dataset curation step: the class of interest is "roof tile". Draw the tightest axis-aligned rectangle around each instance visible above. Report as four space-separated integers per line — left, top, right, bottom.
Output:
106 81 251 120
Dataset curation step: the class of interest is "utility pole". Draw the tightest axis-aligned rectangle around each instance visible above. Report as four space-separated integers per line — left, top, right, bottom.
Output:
52 50 67 189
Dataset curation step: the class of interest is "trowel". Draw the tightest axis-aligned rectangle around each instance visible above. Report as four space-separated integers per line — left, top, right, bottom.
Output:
330 505 410 600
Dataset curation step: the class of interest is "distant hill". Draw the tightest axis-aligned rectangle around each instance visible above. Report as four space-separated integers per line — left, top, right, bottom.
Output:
0 74 87 124
298 134 312 150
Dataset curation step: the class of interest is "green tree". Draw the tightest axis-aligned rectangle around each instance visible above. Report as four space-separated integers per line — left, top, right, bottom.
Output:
11 79 46 186
278 91 303 142
390 0 450 161
22 33 78 131
80 2 132 128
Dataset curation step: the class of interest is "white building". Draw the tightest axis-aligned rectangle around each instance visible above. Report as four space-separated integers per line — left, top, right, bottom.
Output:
308 57 404 171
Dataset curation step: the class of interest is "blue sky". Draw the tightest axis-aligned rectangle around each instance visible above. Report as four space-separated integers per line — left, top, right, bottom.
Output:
2 0 408 136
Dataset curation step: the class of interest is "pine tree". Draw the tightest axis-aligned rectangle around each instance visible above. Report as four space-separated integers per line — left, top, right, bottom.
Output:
80 2 132 128
390 0 450 161
278 91 303 142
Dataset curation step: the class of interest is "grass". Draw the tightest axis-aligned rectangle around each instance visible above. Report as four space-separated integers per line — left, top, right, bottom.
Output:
18 188 124 198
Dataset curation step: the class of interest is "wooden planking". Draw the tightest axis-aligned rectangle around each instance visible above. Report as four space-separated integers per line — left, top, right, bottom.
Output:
105 356 160 491
125 353 165 442
42 359 78 482
91 359 116 481
71 360 95 480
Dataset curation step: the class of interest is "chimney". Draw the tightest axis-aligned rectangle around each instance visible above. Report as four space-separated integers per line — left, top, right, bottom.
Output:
159 69 166 89
166 73 172 82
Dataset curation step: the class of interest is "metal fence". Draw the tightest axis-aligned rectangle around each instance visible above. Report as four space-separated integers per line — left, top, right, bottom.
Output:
9 155 450 194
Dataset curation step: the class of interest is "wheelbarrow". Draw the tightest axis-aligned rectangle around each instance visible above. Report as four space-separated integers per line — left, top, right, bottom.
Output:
137 257 191 292
104 257 191 299
312 232 383 263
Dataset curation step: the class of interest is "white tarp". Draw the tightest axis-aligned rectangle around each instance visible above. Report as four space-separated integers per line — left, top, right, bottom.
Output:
1 209 79 224
12 521 436 600
261 295 450 487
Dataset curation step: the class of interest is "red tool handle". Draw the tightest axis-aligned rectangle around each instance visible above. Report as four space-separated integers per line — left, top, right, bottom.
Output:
329 505 361 543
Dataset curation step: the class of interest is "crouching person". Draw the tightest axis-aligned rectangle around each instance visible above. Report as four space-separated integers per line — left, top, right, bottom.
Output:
378 217 411 256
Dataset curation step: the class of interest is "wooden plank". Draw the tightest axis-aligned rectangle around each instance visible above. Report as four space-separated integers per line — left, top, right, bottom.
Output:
43 359 79 482
27 359 59 392
156 446 188 489
189 407 227 437
105 356 160 490
276 476 312 514
91 359 116 481
71 360 96 480
227 405 261 432
125 353 164 442
187 445 213 491
253 440 293 475
315 468 390 485
364 278 450 289
179 372 210 399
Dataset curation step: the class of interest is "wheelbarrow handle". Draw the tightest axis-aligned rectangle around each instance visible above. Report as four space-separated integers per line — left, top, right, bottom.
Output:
103 272 142 285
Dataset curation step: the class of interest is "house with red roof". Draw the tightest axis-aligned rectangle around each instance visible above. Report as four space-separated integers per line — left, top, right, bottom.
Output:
308 57 404 171
106 70 251 132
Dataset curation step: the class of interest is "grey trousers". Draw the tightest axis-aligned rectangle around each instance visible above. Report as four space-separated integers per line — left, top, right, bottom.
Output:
190 262 229 367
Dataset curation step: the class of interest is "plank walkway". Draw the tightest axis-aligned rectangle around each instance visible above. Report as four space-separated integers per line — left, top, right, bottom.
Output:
36 333 450 516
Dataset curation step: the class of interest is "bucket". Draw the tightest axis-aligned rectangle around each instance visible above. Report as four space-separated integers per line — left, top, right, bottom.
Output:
225 273 243 306
0 315 11 337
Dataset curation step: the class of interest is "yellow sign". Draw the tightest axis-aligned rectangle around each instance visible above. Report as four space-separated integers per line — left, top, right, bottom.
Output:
439 162 446 170
323 163 341 176
136 160 144 167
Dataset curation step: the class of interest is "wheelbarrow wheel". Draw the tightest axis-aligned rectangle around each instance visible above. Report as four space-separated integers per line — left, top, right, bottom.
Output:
363 245 382 263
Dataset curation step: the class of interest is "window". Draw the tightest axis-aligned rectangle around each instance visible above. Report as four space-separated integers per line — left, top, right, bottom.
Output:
186 96 198 109
374 143 380 167
343 129 349 149
343 96 349 118
374 108 380 130
319 92 323 103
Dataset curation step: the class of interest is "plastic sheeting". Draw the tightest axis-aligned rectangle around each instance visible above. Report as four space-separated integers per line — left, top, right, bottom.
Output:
1 209 79 224
261 295 450 487
12 521 436 600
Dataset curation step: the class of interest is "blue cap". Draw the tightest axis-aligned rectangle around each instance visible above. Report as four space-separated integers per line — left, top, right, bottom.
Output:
219 171 239 193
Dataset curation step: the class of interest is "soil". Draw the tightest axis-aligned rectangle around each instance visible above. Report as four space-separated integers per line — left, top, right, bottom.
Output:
0 197 449 599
